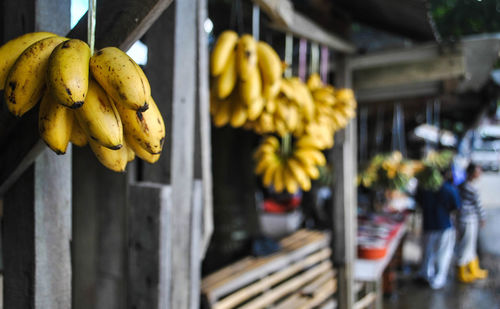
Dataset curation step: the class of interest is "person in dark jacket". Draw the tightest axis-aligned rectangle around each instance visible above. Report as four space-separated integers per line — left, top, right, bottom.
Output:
456 163 488 282
416 168 461 289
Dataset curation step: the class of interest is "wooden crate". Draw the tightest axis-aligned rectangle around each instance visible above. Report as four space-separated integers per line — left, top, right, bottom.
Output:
202 229 337 309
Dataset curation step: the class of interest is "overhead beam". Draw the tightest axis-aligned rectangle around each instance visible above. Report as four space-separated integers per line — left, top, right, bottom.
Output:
0 0 173 196
253 0 356 53
353 53 465 91
356 81 441 103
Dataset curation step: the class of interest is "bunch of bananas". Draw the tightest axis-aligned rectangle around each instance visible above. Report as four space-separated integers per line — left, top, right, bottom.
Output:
357 151 416 190
414 150 454 191
248 77 315 137
210 31 282 128
0 32 165 172
253 135 326 194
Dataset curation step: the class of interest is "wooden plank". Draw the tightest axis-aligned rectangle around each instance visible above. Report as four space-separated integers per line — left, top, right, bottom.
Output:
254 0 355 53
0 0 173 196
202 258 256 290
1 1 71 308
213 248 331 309
301 269 336 296
353 54 465 90
320 299 338 309
128 183 172 309
190 180 203 309
353 292 377 309
207 233 329 301
331 55 357 309
298 278 337 309
274 294 308 309
197 0 214 259
239 260 333 309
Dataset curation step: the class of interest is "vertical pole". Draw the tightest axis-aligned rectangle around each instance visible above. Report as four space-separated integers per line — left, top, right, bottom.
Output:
2 1 71 308
331 54 356 309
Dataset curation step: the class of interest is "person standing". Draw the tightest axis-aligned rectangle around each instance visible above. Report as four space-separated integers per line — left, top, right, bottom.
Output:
416 168 461 289
456 163 488 282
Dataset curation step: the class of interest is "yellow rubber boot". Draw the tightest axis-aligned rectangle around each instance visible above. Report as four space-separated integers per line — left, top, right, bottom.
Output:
457 264 476 283
469 257 488 279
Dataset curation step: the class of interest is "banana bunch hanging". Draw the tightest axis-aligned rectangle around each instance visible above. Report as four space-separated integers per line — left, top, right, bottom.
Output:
0 32 165 172
210 31 283 128
254 135 326 194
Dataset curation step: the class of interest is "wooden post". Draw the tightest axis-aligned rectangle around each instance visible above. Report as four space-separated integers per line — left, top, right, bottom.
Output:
128 182 172 309
1 1 71 308
331 54 357 309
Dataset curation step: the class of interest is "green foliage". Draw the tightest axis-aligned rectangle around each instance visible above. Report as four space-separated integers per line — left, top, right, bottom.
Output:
431 0 500 39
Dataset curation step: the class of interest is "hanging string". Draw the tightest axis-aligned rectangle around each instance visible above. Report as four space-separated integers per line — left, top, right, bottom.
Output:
320 45 329 83
284 33 293 78
359 107 368 162
252 4 260 40
309 42 319 75
375 108 384 155
298 38 307 81
230 0 244 35
88 0 96 55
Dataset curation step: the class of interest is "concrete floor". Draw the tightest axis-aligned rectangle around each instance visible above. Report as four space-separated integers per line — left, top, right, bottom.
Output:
384 172 500 309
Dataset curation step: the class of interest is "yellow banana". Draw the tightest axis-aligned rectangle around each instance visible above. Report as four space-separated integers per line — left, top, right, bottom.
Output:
216 49 237 99
259 112 274 133
125 140 136 162
47 39 91 108
265 98 276 113
306 73 323 90
283 167 299 194
262 159 279 187
5 36 68 117
230 101 248 128
116 95 165 154
257 41 282 84
239 66 261 105
280 79 296 101
296 148 326 166
213 97 231 127
313 88 336 105
236 34 257 80
0 31 56 90
287 158 308 185
70 113 88 147
263 79 281 101
38 90 73 155
263 135 280 149
296 136 324 150
300 161 320 180
247 97 265 121
272 164 285 193
75 79 123 149
125 135 160 164
89 139 128 172
255 153 278 175
211 30 239 76
90 47 150 111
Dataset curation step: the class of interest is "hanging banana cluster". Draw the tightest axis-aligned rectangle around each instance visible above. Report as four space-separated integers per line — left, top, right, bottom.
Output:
254 136 326 194
248 77 315 137
210 31 282 128
0 32 165 172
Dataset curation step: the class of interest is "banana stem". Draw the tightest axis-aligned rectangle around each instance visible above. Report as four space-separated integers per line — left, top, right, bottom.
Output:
281 133 292 158
88 0 96 55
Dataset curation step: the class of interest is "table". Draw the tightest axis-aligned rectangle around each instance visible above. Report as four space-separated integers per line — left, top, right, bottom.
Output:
354 221 408 309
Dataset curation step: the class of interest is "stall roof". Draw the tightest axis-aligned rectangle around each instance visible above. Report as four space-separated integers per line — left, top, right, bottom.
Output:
331 0 439 42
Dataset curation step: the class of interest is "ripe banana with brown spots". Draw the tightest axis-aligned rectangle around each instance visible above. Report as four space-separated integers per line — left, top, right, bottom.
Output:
115 95 165 155
0 31 57 90
90 47 150 111
47 39 91 108
5 36 68 116
89 139 128 172
38 90 73 154
74 79 123 150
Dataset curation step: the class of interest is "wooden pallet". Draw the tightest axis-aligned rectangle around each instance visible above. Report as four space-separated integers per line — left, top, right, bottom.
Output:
202 229 337 309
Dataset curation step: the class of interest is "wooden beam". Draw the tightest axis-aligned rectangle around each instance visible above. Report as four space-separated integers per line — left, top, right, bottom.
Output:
331 55 357 309
168 0 198 308
197 0 214 259
253 0 355 53
356 81 440 103
353 53 465 90
0 0 174 197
